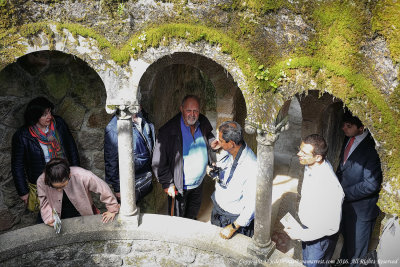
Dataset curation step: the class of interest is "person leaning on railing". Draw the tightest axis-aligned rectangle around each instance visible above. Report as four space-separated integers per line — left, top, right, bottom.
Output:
11 97 80 221
37 158 119 226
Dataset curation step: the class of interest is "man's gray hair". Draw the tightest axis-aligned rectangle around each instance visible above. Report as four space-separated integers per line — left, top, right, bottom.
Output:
181 95 201 107
218 121 244 145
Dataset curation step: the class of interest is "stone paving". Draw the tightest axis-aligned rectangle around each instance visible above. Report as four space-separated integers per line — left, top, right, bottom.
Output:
4 240 237 267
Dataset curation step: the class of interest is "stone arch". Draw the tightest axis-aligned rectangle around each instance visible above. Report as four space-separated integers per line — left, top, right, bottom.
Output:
2 23 258 128
268 65 398 199
297 91 344 166
0 49 113 229
128 38 253 127
0 23 138 109
132 49 250 218
137 51 245 131
273 90 347 190
271 88 386 257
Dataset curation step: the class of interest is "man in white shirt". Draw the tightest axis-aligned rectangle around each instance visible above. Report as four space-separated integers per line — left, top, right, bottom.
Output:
209 121 257 239
284 134 344 267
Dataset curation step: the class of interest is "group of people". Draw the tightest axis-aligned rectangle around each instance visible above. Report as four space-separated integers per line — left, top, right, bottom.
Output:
11 97 156 225
152 95 257 239
11 95 382 266
11 97 120 225
284 113 382 267
11 95 256 239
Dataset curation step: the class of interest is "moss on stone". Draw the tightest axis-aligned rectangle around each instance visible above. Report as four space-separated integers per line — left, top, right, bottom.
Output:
119 22 277 93
270 55 400 216
0 29 25 69
218 0 287 14
57 23 112 50
0 0 398 216
0 0 17 30
20 22 56 49
0 1 25 67
309 0 369 70
372 0 400 65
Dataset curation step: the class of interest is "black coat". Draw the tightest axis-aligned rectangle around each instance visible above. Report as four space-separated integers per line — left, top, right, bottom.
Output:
336 132 382 220
12 115 80 196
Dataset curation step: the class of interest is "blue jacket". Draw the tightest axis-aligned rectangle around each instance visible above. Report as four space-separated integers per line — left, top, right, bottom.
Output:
336 132 382 220
104 115 155 193
12 115 80 196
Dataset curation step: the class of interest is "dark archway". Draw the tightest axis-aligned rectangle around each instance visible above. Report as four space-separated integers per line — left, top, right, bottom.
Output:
271 90 382 259
0 50 110 232
137 52 249 220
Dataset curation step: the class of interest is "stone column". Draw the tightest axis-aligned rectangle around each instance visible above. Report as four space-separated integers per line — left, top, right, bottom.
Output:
247 126 278 260
116 104 139 226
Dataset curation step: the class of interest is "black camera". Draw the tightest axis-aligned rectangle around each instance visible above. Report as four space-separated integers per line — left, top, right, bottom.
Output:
208 165 221 179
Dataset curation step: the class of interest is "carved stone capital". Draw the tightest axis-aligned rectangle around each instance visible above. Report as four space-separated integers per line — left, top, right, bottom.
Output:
244 121 257 135
256 129 278 146
116 103 140 120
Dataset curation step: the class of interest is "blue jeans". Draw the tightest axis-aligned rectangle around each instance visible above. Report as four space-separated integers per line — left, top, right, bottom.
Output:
302 233 338 267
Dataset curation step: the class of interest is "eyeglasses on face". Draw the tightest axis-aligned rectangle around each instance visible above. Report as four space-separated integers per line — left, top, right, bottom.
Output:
297 146 314 157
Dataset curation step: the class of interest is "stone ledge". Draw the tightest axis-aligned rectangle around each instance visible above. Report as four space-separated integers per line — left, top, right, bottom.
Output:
0 213 302 266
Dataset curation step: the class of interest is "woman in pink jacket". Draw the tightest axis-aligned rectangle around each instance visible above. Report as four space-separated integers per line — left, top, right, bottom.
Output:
37 158 119 226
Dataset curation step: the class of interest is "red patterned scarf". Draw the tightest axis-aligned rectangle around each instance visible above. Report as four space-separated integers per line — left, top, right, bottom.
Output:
29 119 65 159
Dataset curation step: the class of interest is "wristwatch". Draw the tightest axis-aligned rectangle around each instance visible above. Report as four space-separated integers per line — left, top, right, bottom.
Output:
231 222 238 230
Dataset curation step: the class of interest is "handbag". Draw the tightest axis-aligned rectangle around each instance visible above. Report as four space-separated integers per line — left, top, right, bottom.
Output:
27 182 40 212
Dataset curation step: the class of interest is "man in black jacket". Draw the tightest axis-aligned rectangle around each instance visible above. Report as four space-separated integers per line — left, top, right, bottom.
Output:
152 95 215 219
335 111 382 266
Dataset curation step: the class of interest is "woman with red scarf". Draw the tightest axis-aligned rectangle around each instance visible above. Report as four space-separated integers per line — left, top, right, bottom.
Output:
12 97 80 216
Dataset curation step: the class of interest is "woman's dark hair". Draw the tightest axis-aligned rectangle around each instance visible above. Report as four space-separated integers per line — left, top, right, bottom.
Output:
218 121 244 145
44 158 70 186
303 134 328 160
24 97 54 126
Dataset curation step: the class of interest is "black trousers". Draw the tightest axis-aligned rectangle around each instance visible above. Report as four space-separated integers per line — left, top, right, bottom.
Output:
167 182 203 219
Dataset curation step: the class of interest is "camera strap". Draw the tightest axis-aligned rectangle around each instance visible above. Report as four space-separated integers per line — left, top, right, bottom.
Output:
222 143 245 186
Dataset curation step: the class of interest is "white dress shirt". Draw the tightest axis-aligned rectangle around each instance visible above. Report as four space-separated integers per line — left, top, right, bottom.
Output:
298 160 344 242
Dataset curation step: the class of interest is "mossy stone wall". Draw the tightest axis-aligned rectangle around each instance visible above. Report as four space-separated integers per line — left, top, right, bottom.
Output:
0 0 399 216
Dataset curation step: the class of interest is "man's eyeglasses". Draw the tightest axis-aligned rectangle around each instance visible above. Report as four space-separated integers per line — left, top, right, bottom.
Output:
297 146 314 157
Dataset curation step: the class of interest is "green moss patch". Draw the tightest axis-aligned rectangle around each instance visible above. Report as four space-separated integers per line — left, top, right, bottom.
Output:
310 0 369 69
372 0 400 64
57 23 112 50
